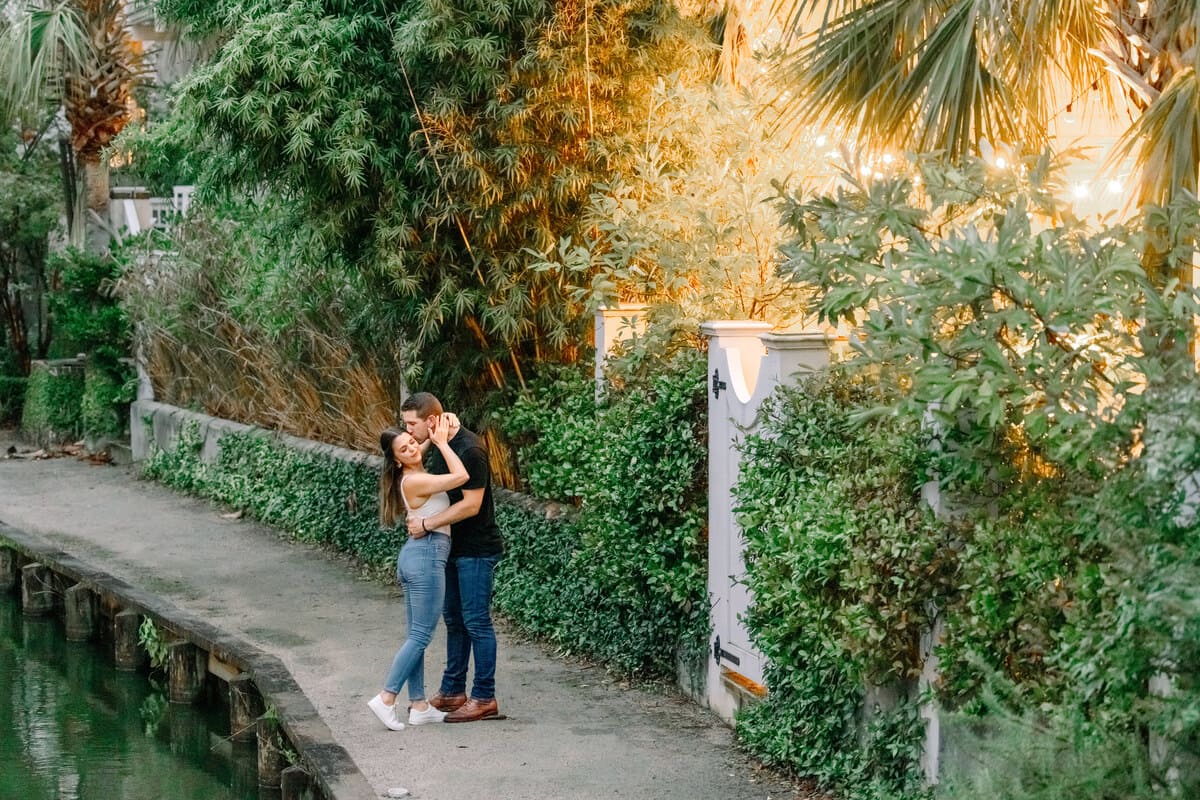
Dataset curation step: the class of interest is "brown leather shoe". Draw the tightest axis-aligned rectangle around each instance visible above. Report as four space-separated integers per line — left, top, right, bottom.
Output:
444 697 499 723
429 692 467 712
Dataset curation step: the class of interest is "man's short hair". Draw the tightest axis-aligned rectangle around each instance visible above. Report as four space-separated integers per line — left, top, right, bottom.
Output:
400 392 443 418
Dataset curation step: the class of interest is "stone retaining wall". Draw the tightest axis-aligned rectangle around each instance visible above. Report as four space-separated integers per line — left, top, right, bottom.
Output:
0 523 374 800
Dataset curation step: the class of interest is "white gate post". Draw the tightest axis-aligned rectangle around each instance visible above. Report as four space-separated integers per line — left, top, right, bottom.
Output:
703 322 831 722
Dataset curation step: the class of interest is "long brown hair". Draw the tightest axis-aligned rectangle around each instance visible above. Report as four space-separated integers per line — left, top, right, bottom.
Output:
379 427 406 527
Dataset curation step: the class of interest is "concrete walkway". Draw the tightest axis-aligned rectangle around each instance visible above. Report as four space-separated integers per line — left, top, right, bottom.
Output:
0 431 801 800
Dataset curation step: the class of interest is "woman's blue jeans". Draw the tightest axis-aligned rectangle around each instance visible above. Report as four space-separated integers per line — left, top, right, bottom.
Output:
439 554 501 700
383 532 451 701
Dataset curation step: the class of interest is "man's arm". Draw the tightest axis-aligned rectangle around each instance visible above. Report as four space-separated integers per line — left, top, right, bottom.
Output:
407 488 484 536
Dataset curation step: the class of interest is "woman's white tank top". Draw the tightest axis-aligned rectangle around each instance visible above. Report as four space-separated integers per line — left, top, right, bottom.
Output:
401 474 452 535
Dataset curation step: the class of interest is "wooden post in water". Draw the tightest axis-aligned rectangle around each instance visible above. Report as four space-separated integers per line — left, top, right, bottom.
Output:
0 548 18 592
65 584 98 641
20 563 54 615
168 640 206 703
113 609 146 670
280 765 313 800
257 715 284 787
230 673 264 742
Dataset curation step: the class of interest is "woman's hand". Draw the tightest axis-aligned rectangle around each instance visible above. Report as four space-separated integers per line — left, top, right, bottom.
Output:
429 413 451 446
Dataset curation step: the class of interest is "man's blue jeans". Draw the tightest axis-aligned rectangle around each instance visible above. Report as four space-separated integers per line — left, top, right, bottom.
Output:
383 533 451 700
440 554 501 700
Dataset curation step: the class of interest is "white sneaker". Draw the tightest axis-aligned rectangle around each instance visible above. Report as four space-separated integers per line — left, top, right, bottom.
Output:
368 694 406 731
408 704 448 725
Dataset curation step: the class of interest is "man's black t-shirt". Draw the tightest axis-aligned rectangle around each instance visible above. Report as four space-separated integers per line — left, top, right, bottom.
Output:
426 427 504 558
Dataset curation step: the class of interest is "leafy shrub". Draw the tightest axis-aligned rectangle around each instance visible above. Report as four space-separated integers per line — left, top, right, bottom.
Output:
733 373 940 797
500 350 710 677
142 421 398 566
936 705 1161 800
21 361 84 445
81 361 134 439
764 153 1200 793
48 248 131 369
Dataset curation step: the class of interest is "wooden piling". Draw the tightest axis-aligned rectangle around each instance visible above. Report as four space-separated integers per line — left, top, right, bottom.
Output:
64 583 98 641
168 640 206 704
230 673 264 742
113 609 146 670
20 563 54 616
0 548 18 592
257 715 284 787
280 765 314 800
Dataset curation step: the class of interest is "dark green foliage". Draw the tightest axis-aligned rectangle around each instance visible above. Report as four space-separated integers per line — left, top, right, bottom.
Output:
0 128 61 375
142 422 399 566
0 376 26 424
81 361 133 438
937 705 1161 800
763 155 1200 794
498 350 710 676
48 247 131 369
20 361 84 445
733 373 938 797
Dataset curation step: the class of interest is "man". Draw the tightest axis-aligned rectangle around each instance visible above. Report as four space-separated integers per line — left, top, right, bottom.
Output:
401 392 504 722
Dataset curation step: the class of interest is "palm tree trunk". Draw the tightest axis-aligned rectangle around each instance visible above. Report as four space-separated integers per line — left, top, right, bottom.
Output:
82 154 109 216
81 153 112 251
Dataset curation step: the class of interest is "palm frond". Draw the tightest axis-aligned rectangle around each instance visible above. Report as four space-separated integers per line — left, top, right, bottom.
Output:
1 1 91 118
1113 66 1200 211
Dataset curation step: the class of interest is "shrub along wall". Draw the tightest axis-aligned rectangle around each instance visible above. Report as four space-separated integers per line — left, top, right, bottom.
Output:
139 414 399 566
733 373 942 799
498 351 710 680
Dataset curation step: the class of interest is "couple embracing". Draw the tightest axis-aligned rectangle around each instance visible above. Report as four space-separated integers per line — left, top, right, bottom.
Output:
367 392 504 730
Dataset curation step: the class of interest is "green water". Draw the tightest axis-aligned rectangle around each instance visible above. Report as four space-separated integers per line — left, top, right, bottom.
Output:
0 593 266 800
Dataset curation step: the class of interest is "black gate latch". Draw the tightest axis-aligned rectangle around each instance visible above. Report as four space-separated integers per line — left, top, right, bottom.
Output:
712 635 740 666
711 369 727 399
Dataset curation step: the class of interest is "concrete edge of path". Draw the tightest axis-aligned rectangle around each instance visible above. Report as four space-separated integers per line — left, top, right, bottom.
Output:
0 520 376 800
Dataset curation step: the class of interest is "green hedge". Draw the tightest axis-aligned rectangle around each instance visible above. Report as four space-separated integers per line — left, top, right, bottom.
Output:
21 361 85 445
0 377 26 425
81 361 134 439
500 351 710 679
733 374 942 799
142 421 400 566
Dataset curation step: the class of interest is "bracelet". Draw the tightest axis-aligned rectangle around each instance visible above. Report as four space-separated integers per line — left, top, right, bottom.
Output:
421 519 428 533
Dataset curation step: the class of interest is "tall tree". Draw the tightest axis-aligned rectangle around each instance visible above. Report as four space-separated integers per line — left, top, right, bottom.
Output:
1 0 148 240
143 0 709 411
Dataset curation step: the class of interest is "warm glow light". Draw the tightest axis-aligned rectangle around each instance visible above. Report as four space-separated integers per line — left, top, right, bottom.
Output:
881 153 894 165
859 165 872 177
1107 180 1123 194
995 156 1008 169
1072 183 1090 199
815 135 828 147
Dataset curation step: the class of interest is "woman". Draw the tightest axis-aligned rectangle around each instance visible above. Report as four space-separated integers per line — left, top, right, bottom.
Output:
368 414 467 730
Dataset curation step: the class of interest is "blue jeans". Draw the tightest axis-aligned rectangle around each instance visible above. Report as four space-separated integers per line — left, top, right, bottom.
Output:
383 533 451 701
440 554 501 700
